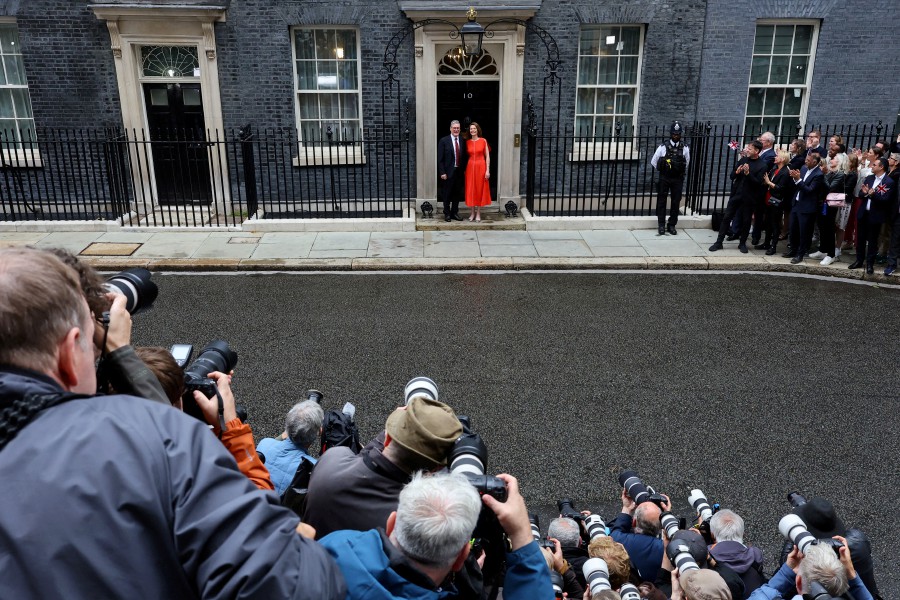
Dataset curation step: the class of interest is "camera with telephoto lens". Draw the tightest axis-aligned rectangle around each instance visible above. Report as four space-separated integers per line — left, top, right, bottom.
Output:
584 513 608 541
618 470 667 508
529 513 557 552
583 558 612 595
557 498 585 523
787 491 808 508
805 581 841 600
661 511 682 539
404 376 438 404
103 268 158 315
666 540 701 575
779 514 844 557
550 571 564 599
688 488 720 545
619 583 641 600
181 340 239 422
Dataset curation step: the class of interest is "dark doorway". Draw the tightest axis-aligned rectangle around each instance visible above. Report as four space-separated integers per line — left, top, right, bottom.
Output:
436 80 499 203
143 82 211 205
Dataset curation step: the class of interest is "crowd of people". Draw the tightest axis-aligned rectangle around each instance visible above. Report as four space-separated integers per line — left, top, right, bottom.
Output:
703 129 900 275
0 245 887 599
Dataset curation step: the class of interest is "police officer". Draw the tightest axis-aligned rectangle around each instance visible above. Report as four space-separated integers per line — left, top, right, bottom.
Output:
651 121 690 235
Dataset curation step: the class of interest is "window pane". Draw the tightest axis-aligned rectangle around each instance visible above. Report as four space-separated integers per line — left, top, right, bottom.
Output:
182 87 202 106
750 56 770 84
316 61 338 89
577 57 597 85
10 88 30 118
340 94 359 120
0 89 13 117
296 61 316 90
4 55 25 85
0 25 20 55
338 61 357 90
772 25 793 54
0 119 17 141
149 88 168 106
319 94 339 120
783 88 803 115
594 116 614 136
763 88 784 115
597 27 617 56
616 89 635 115
596 89 615 114
621 27 641 55
793 25 813 54
754 25 774 53
300 121 321 143
575 116 592 136
19 120 35 145
769 55 789 84
761 117 781 134
576 88 595 114
0 63 5 86
746 88 765 115
294 30 315 60
579 30 601 55
598 57 617 85
298 94 318 120
619 56 638 85
335 29 357 60
617 117 634 135
789 55 808 84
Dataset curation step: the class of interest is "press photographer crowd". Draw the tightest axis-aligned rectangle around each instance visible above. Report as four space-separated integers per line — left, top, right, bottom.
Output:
0 245 885 600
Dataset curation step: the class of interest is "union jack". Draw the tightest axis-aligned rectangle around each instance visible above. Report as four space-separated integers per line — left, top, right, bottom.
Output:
728 140 740 151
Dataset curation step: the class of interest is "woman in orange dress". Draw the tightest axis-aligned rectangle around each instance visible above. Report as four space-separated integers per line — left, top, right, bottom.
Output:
465 122 491 222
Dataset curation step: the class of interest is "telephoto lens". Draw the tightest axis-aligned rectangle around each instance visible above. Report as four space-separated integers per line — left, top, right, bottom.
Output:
305 389 324 404
557 498 584 522
787 491 808 508
688 489 713 521
779 514 816 554
529 513 541 542
619 583 642 600
660 511 681 539
181 340 239 422
618 470 650 504
582 558 612 595
448 428 508 502
404 376 438 404
550 571 564 599
584 514 607 540
104 268 158 314
666 541 700 575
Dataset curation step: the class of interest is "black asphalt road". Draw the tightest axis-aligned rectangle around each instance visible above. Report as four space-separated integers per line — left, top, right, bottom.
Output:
132 271 900 594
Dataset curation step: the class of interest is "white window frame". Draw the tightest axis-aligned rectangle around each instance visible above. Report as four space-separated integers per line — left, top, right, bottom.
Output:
290 25 364 167
0 19 40 167
571 24 644 162
743 19 819 138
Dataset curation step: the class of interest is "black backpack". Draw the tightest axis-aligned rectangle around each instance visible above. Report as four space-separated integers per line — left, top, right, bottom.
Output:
320 408 361 455
659 142 687 178
281 455 316 517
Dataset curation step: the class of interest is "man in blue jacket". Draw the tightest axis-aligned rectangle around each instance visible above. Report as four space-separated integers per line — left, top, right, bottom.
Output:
785 149 826 264
609 487 668 582
319 471 553 599
0 247 346 600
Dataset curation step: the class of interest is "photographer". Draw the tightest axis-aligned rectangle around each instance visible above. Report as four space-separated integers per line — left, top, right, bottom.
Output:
609 488 668 582
671 569 732 600
319 471 552 599
0 247 346 599
749 542 873 600
549 516 589 584
256 399 324 496
542 538 585 599
655 528 744 599
708 510 766 597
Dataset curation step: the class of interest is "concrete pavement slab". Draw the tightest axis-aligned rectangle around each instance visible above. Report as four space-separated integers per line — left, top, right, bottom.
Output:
191 234 258 259
476 231 533 245
640 240 707 257
479 244 539 257
631 229 670 240
0 232 48 242
589 246 649 257
581 230 640 247
311 232 370 250
367 235 425 258
424 241 482 258
251 239 314 259
527 230 584 240
369 231 423 240
257 232 319 244
351 257 514 270
684 228 719 243
96 231 155 243
308 249 369 259
34 232 102 254
533 240 593 257
132 232 211 258
424 230 478 243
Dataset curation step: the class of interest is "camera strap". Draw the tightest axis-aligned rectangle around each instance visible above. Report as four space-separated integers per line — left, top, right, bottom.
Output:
0 391 89 452
215 387 226 439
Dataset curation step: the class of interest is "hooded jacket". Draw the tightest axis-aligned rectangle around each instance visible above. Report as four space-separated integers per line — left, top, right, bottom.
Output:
709 541 766 598
0 366 346 600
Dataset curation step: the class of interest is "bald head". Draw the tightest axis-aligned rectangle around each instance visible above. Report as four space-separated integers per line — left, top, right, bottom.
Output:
634 502 661 536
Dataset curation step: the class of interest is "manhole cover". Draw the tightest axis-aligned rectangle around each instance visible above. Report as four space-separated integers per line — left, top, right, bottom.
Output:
80 242 142 256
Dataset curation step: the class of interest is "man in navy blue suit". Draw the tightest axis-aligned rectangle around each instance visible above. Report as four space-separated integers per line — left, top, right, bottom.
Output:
850 157 895 275
437 120 468 222
784 149 826 264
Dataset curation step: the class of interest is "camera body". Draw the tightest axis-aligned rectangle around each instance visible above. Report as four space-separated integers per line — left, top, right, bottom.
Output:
557 498 585 523
179 340 239 423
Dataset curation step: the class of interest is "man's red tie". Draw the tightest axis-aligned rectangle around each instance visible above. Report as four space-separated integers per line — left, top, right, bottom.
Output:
454 137 459 167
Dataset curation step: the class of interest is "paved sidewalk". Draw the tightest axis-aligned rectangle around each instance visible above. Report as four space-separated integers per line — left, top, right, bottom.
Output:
0 228 893 281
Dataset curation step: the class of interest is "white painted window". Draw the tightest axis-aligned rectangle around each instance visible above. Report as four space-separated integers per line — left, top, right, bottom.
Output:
575 25 643 138
0 22 39 166
744 21 818 138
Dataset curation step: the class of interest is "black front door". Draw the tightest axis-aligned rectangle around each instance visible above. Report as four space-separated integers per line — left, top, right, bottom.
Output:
436 80 499 202
143 82 211 204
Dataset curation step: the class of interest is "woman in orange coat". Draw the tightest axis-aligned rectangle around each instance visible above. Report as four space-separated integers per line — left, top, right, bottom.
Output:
465 122 491 222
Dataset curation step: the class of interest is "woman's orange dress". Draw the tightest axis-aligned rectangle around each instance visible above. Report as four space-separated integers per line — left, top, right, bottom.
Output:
465 137 492 207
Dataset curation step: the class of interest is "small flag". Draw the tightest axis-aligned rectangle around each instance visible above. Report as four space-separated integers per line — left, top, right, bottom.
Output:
728 140 740 151
876 184 888 195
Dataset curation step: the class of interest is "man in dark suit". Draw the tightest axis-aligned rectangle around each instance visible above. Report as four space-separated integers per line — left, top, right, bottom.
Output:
437 120 468 222
709 140 768 253
804 129 825 158
851 157 895 274
750 131 777 245
785 149 826 264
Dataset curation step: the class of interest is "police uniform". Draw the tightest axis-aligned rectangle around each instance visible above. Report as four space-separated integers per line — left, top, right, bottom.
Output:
650 121 691 235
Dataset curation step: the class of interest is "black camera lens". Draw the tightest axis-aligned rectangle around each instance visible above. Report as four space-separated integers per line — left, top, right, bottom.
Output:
787 491 808 508
667 542 700 575
529 513 541 541
305 389 324 404
618 470 650 504
550 571 564 598
104 268 158 314
184 340 238 381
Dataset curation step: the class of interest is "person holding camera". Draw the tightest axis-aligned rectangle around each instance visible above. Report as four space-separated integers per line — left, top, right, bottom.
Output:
549 516 590 585
609 488 668 582
707 509 766 598
0 247 346 599
256 399 324 497
749 542 873 600
318 471 552 599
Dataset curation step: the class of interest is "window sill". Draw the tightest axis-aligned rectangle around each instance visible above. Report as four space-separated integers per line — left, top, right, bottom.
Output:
1 149 42 168
568 142 639 162
292 147 366 167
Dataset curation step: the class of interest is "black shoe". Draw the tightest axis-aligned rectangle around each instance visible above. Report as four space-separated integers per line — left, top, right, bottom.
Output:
781 251 794 258
751 238 760 246
765 247 777 256
666 225 678 235
708 242 723 252
658 225 666 235
725 234 738 241
450 214 463 221
866 265 874 275
790 256 803 264
444 216 451 222
848 261 864 270
738 243 749 254
754 242 768 250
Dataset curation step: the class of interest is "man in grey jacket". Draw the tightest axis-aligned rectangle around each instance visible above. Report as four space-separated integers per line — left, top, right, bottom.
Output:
0 247 346 599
